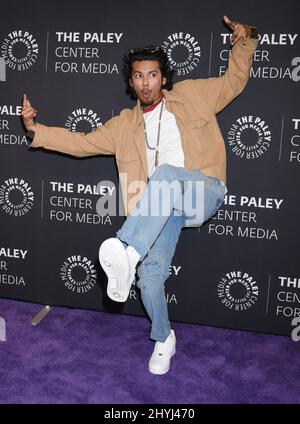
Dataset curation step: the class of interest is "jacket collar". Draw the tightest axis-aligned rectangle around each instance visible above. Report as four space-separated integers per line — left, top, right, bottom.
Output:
132 88 184 132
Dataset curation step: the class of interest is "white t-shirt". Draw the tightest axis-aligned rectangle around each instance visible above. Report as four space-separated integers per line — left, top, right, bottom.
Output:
143 99 185 178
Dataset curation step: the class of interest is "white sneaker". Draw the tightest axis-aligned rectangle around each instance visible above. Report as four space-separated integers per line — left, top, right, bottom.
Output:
126 245 141 288
148 330 176 375
99 238 140 302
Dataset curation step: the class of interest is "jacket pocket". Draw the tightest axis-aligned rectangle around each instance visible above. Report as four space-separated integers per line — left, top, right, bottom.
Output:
187 116 213 155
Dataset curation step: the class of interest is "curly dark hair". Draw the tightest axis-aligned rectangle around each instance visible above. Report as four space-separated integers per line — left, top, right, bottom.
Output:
122 45 174 100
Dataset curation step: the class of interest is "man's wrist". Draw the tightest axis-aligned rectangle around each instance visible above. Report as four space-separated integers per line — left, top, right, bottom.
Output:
26 124 36 139
26 128 36 139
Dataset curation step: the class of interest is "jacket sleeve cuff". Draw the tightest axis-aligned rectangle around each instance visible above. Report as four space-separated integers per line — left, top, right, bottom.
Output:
27 123 49 148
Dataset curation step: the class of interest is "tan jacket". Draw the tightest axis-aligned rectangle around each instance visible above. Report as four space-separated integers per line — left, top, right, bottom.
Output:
31 38 258 215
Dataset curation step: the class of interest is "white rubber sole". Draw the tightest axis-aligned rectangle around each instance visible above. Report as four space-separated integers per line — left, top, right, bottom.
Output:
148 347 176 375
99 238 130 303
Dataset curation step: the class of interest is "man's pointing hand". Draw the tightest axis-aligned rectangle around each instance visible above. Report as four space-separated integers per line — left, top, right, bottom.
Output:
224 15 251 46
21 94 37 133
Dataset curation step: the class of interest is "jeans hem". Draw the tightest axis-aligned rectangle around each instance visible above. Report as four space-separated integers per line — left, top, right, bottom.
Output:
150 328 171 343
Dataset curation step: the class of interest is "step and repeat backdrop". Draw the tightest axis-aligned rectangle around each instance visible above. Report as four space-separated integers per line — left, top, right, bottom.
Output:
0 0 299 336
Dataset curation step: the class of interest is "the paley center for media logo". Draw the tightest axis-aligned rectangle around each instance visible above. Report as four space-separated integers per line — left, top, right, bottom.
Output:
0 177 34 216
228 115 271 159
1 30 39 72
161 32 201 76
217 270 259 311
65 108 102 132
60 255 97 294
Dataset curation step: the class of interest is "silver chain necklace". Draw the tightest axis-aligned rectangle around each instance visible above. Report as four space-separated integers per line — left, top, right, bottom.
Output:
142 99 164 167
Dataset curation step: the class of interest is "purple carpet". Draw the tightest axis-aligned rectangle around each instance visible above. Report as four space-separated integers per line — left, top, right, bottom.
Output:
0 297 300 404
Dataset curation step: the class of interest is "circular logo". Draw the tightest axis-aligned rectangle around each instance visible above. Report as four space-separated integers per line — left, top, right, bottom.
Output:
217 271 259 311
1 30 39 71
161 32 201 76
65 108 102 132
60 255 97 294
0 178 34 216
227 115 271 159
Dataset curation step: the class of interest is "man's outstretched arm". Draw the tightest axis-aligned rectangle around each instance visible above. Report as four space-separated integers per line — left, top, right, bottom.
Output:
22 94 116 157
205 15 259 113
181 15 258 115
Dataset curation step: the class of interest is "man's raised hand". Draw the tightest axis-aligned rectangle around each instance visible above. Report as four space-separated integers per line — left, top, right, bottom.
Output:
223 15 250 46
21 94 37 132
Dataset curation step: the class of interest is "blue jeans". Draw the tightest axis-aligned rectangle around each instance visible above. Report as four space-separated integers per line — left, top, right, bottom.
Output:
116 164 227 342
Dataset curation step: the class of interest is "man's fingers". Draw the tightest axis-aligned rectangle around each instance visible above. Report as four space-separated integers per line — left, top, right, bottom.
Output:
21 97 37 131
23 94 32 108
26 108 37 117
231 33 238 45
24 94 30 107
224 15 236 30
223 15 231 25
231 28 243 45
22 107 37 120
225 16 249 46
231 29 240 42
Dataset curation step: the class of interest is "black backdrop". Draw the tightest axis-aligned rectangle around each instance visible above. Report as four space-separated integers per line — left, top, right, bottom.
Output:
0 0 299 336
